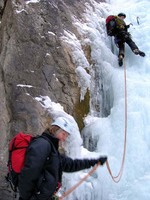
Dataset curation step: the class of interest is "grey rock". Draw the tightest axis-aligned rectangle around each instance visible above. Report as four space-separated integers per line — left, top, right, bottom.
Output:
0 0 105 198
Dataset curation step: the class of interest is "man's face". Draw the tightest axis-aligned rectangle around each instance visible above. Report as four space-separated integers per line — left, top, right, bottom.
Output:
119 16 125 20
56 129 69 142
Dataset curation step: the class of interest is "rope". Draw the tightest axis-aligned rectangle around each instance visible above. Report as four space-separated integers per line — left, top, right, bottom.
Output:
58 163 100 200
106 55 128 182
58 56 128 199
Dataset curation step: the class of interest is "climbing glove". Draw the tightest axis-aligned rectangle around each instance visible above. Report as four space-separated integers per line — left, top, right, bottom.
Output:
51 195 59 200
98 156 107 165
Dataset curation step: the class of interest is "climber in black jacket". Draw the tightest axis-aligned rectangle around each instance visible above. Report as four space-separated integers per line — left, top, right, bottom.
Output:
114 13 145 66
18 117 107 200
106 13 145 66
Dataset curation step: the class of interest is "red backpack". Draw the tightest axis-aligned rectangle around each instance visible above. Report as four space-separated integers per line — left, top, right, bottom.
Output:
106 15 116 36
6 132 34 194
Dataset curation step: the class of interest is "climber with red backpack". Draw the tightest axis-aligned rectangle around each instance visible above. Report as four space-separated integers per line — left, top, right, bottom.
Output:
106 13 145 66
6 117 107 200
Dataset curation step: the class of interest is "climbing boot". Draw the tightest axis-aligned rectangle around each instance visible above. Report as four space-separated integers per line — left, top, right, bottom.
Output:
118 55 123 67
133 49 145 57
138 51 145 57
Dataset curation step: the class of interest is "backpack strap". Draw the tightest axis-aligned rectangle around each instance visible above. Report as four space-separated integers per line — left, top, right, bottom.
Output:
5 172 17 195
39 135 55 152
114 16 126 30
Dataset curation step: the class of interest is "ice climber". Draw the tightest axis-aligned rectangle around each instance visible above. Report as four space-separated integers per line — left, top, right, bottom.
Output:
106 12 145 66
18 117 107 200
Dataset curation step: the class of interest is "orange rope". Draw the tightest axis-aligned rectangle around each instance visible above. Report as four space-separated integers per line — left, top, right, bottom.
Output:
58 57 128 199
59 163 100 200
106 56 128 182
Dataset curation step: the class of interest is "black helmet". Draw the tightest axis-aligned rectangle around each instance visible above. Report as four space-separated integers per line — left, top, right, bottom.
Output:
118 13 126 18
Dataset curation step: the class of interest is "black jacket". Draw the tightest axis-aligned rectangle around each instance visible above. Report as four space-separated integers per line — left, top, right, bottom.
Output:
18 130 99 200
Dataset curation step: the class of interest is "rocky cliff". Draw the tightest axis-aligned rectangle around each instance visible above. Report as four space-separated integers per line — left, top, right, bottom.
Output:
0 0 106 199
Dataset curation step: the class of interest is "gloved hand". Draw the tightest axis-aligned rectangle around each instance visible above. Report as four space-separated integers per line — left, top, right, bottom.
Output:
98 156 107 165
126 23 133 29
51 195 59 200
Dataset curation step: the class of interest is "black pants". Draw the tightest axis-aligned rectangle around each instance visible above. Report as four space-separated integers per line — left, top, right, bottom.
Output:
115 32 138 57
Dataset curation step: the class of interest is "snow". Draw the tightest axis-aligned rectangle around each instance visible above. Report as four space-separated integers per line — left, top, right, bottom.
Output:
48 31 56 36
16 9 27 14
61 30 90 69
17 84 33 88
25 0 40 4
34 0 150 199
75 66 91 101
35 96 83 157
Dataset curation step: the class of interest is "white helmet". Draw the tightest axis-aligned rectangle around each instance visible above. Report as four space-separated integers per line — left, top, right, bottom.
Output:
51 117 73 135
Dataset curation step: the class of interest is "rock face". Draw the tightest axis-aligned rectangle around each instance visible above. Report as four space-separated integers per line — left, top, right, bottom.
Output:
0 0 105 199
